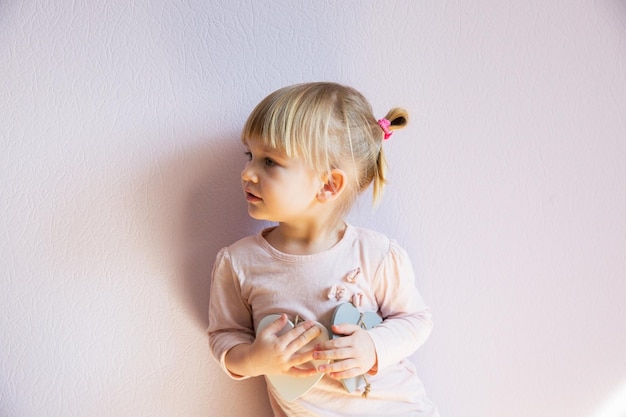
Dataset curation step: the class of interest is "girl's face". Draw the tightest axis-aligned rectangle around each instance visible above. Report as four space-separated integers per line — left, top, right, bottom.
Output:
241 137 322 223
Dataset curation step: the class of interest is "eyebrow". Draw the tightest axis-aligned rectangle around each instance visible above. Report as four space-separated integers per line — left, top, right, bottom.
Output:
244 139 284 155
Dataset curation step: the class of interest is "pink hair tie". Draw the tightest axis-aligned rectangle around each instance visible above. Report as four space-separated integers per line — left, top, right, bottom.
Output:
378 118 393 140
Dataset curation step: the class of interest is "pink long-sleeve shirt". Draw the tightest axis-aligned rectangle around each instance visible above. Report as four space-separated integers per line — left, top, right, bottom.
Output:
207 224 439 417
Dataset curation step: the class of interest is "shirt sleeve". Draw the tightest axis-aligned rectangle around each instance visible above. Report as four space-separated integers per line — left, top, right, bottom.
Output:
367 241 433 373
207 247 255 380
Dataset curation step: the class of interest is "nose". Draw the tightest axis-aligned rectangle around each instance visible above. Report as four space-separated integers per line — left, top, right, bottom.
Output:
241 163 258 183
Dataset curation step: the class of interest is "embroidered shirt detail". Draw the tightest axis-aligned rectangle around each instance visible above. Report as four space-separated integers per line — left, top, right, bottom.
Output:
345 267 361 283
352 292 363 307
327 284 347 301
326 267 364 305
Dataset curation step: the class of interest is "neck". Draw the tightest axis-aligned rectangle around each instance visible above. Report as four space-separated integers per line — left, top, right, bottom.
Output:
265 218 347 255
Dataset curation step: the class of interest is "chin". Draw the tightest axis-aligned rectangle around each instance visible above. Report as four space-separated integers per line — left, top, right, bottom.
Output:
247 209 270 221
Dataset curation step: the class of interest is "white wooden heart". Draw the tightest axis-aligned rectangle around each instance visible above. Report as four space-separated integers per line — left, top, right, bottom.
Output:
256 314 330 401
330 303 383 393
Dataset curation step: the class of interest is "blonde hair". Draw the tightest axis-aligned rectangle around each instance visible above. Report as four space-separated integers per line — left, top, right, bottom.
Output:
242 82 408 212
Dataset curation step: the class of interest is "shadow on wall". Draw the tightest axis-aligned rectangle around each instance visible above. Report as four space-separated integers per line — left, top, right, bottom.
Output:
177 137 260 329
143 134 259 329
136 133 274 416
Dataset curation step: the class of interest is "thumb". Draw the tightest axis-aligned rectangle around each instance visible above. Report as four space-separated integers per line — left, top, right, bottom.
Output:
331 323 362 336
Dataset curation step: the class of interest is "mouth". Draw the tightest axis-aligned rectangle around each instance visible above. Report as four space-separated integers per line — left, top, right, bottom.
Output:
244 189 262 203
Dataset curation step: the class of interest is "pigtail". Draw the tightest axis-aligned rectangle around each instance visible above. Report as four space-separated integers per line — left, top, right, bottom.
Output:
372 107 409 205
384 107 409 132
372 149 387 206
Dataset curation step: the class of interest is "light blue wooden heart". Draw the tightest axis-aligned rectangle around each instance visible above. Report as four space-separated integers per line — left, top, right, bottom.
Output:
330 303 383 393
256 314 330 401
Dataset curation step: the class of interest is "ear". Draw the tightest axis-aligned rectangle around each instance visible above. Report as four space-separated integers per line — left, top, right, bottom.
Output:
316 169 347 203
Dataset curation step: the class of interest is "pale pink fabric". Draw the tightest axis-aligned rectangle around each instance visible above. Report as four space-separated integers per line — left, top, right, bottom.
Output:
208 224 439 417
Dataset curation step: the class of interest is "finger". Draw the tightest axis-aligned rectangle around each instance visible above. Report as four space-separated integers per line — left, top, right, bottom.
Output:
261 314 289 337
312 345 353 361
279 319 314 342
317 359 362 379
285 365 322 378
290 348 316 366
314 335 351 351
331 323 362 336
287 323 321 351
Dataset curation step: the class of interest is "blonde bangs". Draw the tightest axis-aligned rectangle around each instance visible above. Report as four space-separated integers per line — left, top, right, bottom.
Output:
241 84 336 173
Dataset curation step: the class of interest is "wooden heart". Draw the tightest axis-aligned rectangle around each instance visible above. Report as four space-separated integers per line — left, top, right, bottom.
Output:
330 303 383 393
256 314 330 401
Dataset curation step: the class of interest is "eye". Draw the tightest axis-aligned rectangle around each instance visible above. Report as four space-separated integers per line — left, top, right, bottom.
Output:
264 158 276 167
244 151 252 161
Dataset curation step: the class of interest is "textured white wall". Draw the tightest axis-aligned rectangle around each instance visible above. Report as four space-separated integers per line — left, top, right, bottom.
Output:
2 1 625 416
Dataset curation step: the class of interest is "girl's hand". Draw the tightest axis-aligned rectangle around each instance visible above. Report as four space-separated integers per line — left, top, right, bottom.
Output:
244 314 322 377
312 324 377 379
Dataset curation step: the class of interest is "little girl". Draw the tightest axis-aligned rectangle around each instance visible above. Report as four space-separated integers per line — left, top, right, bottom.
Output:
207 82 439 416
